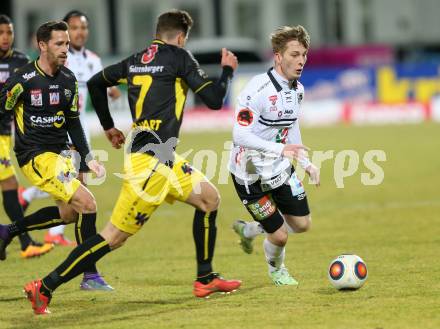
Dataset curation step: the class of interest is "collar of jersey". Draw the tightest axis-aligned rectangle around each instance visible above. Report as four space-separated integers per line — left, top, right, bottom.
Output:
152 39 165 45
268 67 297 91
34 60 59 78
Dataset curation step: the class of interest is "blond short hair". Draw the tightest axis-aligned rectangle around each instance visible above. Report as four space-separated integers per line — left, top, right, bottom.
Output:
270 25 310 54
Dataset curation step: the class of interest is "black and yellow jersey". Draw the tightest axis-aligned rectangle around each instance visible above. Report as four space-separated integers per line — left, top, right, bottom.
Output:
0 60 81 167
88 39 233 159
0 49 29 135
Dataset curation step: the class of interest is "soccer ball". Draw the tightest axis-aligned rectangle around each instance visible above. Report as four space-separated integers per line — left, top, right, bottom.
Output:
328 254 367 290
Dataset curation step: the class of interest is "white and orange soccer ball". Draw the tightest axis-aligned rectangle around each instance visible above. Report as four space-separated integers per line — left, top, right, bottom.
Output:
328 254 368 290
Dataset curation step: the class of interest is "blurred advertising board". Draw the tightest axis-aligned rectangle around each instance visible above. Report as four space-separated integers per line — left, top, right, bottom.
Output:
301 62 440 104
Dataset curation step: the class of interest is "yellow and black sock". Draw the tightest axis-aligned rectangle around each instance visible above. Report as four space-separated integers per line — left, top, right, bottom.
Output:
7 206 63 237
42 234 111 294
75 213 98 273
193 209 217 278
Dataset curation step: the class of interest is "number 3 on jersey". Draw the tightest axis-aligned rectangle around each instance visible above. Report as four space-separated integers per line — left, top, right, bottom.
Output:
133 75 153 119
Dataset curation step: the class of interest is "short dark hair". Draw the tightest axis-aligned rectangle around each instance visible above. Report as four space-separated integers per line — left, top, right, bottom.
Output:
36 20 68 44
156 9 193 39
63 10 89 24
0 14 12 25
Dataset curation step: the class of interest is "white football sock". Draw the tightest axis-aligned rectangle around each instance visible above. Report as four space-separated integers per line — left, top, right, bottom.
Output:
263 238 286 273
21 186 39 202
33 189 50 200
243 221 266 239
49 225 66 235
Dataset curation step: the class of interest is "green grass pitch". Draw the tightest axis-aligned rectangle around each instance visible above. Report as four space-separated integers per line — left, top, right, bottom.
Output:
0 122 439 329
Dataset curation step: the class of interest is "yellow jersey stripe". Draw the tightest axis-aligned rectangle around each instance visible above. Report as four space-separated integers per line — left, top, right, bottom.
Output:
16 101 25 134
194 81 212 94
174 78 188 120
34 61 46 76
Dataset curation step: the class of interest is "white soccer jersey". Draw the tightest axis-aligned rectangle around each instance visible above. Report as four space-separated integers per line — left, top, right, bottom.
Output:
229 68 306 183
65 47 103 141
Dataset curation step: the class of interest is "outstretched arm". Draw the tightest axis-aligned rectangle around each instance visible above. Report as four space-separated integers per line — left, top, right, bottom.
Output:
182 48 238 110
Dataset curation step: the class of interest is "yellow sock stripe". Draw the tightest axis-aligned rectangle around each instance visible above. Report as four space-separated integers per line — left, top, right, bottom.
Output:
203 212 210 260
60 240 108 277
41 280 51 292
76 216 83 244
27 219 64 230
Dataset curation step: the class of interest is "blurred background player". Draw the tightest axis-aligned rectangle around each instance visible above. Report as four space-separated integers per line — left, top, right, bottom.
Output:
0 14 53 258
20 10 121 247
230 25 320 286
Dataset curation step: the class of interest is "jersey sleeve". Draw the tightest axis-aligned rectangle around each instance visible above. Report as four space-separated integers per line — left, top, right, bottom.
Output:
178 49 210 91
0 73 25 114
232 80 284 155
287 86 310 169
65 79 79 118
178 49 234 110
101 60 128 86
287 84 305 145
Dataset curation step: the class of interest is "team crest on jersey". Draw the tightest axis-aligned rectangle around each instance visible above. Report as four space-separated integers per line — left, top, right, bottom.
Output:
64 89 72 102
237 108 253 126
49 92 60 105
30 89 43 106
268 95 278 105
297 93 303 104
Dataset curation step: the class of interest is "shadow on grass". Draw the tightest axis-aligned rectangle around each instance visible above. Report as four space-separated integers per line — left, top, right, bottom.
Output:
7 285 264 329
0 296 25 302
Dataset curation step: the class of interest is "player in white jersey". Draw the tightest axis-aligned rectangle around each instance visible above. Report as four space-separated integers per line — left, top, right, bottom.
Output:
21 10 120 250
229 25 320 286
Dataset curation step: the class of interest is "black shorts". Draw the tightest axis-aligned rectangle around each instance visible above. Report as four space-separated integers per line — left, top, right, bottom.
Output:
231 168 310 233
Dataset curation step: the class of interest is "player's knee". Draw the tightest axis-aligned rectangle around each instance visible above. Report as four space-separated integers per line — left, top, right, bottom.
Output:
269 227 288 246
81 197 97 214
60 207 79 223
106 234 129 250
199 191 220 212
295 215 312 233
0 176 18 190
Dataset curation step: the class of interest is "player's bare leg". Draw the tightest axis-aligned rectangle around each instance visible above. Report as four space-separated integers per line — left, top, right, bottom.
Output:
264 224 298 286
283 214 312 233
